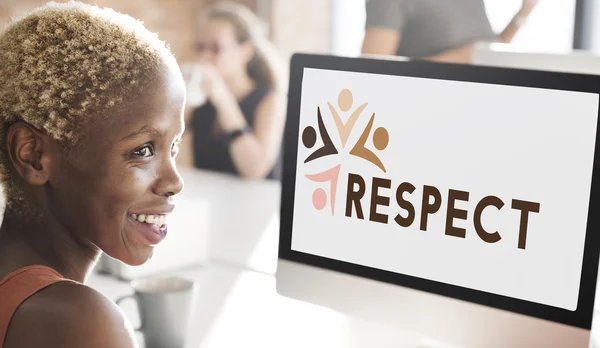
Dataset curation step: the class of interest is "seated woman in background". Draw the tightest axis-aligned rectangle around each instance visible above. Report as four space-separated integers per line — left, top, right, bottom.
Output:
361 0 538 64
0 2 184 347
177 1 287 181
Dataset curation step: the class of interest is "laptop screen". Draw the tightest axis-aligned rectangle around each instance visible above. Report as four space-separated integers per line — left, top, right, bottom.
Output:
279 54 600 330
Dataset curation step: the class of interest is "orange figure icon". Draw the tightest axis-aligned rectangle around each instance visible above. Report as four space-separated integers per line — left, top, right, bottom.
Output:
350 113 389 172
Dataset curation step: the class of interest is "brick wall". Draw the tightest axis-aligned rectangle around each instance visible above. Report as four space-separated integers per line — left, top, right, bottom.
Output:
0 0 332 71
270 0 332 60
0 0 261 63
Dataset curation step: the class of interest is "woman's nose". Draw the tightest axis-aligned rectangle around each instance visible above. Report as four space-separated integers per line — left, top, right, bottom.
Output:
154 160 184 197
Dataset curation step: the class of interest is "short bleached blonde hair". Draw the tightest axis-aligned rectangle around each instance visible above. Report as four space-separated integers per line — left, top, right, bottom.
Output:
0 1 179 208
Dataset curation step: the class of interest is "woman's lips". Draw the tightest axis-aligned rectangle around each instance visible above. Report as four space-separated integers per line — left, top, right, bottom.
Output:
128 214 168 245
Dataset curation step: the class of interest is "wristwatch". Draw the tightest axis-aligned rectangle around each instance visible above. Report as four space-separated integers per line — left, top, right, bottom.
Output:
226 126 251 144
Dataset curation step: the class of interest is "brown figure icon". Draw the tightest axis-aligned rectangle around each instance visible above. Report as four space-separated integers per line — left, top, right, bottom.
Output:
350 113 389 172
327 88 368 148
303 106 338 163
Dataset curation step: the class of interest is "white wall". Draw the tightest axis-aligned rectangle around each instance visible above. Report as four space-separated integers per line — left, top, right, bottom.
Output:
330 0 366 57
484 0 576 53
330 0 577 57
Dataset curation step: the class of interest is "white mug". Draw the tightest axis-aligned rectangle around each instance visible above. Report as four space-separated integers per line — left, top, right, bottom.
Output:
181 62 207 108
116 276 196 348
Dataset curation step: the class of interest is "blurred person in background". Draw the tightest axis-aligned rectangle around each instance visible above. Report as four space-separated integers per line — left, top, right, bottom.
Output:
178 1 287 181
361 0 538 64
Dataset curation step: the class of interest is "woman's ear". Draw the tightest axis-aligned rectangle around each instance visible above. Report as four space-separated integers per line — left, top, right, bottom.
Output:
5 122 54 186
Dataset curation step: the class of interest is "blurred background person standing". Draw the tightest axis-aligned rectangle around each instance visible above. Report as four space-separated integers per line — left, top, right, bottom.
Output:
361 0 539 63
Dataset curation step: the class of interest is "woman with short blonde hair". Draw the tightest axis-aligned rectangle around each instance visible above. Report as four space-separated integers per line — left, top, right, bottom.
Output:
0 2 186 347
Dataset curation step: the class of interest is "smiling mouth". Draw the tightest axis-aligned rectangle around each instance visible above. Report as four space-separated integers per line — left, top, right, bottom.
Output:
130 213 168 227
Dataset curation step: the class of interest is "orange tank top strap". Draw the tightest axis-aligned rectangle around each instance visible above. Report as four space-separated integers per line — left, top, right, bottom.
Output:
0 265 73 348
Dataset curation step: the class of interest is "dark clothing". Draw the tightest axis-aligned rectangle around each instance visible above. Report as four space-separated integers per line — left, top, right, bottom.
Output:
191 84 282 181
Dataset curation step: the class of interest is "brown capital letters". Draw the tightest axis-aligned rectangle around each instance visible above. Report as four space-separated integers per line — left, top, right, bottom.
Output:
445 189 469 238
474 196 504 244
395 182 416 227
512 199 540 250
346 173 366 219
370 178 391 224
420 185 442 231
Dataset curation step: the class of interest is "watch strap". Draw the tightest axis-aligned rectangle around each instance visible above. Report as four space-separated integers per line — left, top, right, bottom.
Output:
226 126 251 143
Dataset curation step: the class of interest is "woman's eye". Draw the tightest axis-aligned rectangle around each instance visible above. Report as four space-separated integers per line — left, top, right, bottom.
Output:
132 145 154 157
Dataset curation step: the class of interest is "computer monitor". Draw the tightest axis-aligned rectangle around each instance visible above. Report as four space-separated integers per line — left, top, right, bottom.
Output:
276 53 600 347
473 42 600 75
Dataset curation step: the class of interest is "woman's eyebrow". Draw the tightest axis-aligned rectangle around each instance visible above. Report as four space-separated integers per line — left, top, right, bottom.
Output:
121 126 164 141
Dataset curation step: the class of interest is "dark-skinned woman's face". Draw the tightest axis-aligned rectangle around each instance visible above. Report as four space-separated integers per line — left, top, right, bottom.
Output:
47 65 186 265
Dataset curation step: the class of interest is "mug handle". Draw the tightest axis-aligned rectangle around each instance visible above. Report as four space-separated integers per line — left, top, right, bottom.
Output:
115 294 143 332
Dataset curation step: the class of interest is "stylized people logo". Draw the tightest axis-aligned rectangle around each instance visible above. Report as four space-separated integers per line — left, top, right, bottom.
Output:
301 88 390 215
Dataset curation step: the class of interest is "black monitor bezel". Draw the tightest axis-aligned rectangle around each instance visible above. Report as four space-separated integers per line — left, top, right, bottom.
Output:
278 53 600 330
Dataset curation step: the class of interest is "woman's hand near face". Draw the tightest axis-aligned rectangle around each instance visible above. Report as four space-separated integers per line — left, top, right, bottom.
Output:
197 62 248 133
199 62 232 104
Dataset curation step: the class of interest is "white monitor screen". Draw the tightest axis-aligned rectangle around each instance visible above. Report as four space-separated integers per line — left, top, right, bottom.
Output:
279 54 600 330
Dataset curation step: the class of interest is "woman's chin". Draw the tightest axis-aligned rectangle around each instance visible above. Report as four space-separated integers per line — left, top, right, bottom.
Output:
128 249 156 266
107 247 156 267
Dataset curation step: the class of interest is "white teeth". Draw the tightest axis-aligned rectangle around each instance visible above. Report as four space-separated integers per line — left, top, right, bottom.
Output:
131 213 167 226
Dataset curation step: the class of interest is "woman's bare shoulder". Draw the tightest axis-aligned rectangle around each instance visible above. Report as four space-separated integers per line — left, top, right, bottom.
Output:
4 281 138 348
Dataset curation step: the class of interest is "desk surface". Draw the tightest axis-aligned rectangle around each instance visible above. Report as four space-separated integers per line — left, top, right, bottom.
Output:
89 262 431 348
90 261 600 348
